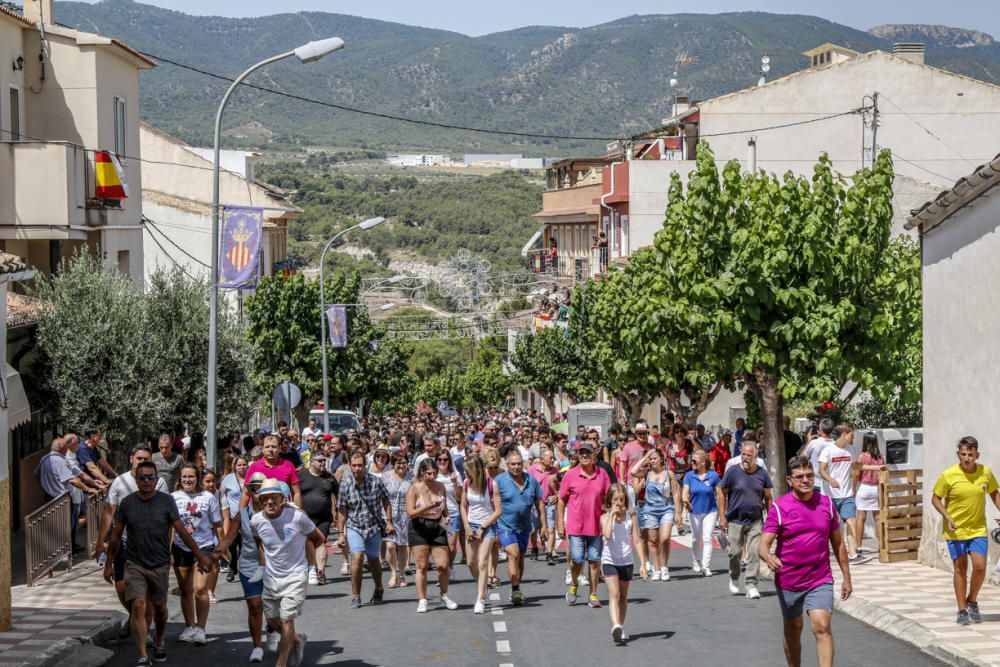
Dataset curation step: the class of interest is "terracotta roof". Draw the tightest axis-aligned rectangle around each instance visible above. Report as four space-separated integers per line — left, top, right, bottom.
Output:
7 292 45 328
0 5 33 27
0 252 26 274
906 152 1000 231
110 39 157 68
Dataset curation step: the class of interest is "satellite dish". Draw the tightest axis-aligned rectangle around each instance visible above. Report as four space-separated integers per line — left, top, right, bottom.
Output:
669 78 678 88
272 382 302 410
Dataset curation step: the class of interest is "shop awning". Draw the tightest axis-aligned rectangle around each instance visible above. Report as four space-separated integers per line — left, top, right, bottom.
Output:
5 363 30 428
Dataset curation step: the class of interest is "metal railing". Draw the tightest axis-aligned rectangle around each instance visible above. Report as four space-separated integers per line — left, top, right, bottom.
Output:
25 491 72 586
86 491 108 558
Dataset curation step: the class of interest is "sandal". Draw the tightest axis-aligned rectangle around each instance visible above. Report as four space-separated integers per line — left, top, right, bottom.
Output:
398 576 408 587
387 576 398 588
316 570 327 586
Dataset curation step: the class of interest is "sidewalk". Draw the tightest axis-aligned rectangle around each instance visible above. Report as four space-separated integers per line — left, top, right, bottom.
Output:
2 561 125 667
836 557 1000 667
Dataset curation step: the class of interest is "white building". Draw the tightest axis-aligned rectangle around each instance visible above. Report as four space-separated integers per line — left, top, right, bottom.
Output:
906 151 1000 578
385 154 453 167
140 123 300 292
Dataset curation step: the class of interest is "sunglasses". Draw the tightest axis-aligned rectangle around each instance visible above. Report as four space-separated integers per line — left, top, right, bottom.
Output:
136 473 158 481
790 472 815 481
436 456 450 461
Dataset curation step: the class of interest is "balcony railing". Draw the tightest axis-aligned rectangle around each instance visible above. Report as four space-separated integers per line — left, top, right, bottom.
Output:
528 248 607 281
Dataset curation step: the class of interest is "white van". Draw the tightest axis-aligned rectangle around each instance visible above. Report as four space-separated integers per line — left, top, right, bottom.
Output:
852 428 923 471
307 408 361 436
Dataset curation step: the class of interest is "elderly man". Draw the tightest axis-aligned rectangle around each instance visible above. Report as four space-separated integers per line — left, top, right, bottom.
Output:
34 436 96 554
719 439 774 600
77 427 116 485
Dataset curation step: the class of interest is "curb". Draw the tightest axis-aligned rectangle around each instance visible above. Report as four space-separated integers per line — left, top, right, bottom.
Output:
23 612 127 667
836 595 995 667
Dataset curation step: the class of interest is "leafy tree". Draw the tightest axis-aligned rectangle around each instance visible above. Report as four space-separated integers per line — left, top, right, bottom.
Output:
461 362 513 409
650 144 916 486
511 325 595 419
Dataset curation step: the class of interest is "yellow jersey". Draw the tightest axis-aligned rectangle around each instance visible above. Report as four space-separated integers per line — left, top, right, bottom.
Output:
932 463 999 540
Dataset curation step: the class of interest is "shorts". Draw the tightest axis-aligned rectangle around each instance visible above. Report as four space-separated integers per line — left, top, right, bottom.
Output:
947 536 989 561
124 561 170 605
832 497 857 520
498 528 530 552
409 517 449 548
531 507 541 532
239 570 264 600
545 502 557 528
569 535 602 563
308 517 332 539
171 543 214 569
346 528 382 560
855 483 879 512
776 581 834 621
446 514 461 535
601 563 634 581
262 571 308 621
113 545 127 583
641 505 676 530
468 522 497 539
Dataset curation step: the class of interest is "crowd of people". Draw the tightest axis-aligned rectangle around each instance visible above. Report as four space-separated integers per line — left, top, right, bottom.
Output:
31 407 998 667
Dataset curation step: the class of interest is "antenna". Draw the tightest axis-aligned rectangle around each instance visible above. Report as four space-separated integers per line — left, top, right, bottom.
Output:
757 54 770 87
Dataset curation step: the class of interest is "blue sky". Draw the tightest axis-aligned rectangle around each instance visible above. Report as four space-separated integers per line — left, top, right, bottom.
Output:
79 0 999 37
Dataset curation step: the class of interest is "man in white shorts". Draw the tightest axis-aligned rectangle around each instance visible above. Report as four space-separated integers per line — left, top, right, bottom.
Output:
251 479 327 667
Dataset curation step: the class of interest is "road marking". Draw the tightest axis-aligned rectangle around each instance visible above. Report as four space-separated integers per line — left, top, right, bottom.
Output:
496 640 511 653
491 608 503 615
493 621 507 633
489 592 500 601
499 664 514 667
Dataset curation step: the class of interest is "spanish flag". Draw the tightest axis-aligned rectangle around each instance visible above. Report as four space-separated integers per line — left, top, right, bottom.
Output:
95 151 129 199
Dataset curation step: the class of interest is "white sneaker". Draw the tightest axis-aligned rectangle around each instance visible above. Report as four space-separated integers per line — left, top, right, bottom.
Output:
621 631 630 642
651 570 661 581
612 624 623 643
417 598 428 613
703 567 713 577
192 627 207 645
179 626 197 643
729 578 740 595
564 570 573 585
249 646 264 663
266 631 280 652
746 586 760 600
441 595 458 610
646 562 654 574
577 573 588 586
692 560 702 573
308 570 318 585
660 567 670 581
474 600 485 614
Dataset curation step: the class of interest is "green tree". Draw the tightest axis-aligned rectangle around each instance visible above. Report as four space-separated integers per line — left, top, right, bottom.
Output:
461 362 513 409
511 325 595 419
651 144 918 486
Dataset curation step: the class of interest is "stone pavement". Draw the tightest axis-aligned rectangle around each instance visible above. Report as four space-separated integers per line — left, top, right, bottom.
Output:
836 556 1000 667
2 561 125 667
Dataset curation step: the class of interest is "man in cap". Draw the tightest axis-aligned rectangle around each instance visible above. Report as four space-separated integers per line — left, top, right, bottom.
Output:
251 479 326 667
558 440 611 608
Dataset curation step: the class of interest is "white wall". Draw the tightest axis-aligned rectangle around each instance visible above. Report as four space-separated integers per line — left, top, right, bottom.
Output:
918 185 1000 577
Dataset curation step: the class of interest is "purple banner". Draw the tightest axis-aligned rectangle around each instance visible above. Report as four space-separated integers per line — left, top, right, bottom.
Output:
220 205 264 288
327 305 347 348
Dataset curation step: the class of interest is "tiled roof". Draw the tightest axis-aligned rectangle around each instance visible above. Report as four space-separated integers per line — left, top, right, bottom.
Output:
0 4 33 27
7 292 45 328
0 252 27 274
906 152 1000 231
110 38 157 68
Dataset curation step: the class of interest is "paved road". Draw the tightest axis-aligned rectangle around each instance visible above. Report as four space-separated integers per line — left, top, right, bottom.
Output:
99 536 945 667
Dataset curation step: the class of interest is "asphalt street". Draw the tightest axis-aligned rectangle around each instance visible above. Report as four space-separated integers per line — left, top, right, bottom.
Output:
98 535 946 667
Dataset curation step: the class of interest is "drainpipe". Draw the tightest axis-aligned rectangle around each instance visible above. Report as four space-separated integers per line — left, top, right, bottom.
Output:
599 161 618 257
747 136 757 173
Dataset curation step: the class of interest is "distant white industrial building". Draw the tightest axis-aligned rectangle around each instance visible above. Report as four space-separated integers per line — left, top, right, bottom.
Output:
386 154 455 167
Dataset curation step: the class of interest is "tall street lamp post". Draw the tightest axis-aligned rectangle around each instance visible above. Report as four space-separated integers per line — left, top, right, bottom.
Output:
206 37 346 467
319 217 386 432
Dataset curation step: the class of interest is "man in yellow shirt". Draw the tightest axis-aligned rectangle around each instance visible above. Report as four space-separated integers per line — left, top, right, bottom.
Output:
931 436 1000 625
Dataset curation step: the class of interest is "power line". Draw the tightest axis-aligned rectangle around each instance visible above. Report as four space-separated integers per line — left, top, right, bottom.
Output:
889 150 954 184
142 216 212 268
877 93 978 168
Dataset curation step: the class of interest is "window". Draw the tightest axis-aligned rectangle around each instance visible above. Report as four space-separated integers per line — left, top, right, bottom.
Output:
117 250 130 275
8 87 20 140
114 96 126 159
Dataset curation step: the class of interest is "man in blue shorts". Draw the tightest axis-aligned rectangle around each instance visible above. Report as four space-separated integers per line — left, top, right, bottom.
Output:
931 436 1000 625
495 450 545 605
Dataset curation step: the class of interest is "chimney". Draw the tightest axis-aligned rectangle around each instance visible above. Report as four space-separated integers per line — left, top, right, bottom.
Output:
893 43 925 65
673 95 690 117
21 0 54 24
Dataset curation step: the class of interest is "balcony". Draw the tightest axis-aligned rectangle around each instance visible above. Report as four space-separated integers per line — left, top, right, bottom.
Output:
527 247 607 282
0 141 134 238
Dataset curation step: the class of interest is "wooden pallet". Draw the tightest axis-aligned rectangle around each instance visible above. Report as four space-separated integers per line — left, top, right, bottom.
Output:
878 469 923 563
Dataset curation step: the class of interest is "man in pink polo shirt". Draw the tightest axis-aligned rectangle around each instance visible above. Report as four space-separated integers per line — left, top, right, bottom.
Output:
759 455 853 667
558 441 611 609
243 435 302 508
527 449 560 563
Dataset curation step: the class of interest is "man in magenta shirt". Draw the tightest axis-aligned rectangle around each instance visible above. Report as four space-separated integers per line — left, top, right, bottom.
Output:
616 423 649 484
527 449 559 562
558 441 610 608
759 455 852 667
243 435 302 508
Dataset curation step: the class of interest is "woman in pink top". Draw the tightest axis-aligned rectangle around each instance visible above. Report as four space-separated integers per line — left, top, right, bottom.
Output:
853 432 886 554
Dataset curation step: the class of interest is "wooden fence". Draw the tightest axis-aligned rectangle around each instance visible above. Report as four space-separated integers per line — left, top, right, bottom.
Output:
877 468 922 563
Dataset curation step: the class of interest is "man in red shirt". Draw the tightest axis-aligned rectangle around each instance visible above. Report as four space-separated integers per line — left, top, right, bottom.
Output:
558 442 611 608
709 434 733 477
527 449 559 562
242 435 302 508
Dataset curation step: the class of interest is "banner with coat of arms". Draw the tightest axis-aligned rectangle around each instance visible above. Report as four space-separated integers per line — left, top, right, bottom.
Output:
220 205 263 288
327 305 347 348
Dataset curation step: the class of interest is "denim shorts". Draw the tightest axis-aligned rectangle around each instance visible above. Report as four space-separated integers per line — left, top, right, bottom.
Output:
446 514 461 535
832 496 857 520
545 502 557 528
569 535 602 563
346 528 382 559
498 528 529 552
602 563 634 581
468 522 497 539
239 570 264 600
641 504 676 530
776 581 834 620
948 536 989 561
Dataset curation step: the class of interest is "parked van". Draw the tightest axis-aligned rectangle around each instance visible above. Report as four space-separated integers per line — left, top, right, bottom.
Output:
852 428 923 471
307 408 361 436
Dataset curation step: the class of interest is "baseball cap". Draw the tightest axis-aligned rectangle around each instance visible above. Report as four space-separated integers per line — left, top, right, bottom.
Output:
257 478 284 496
322 434 333 441
576 441 595 453
634 422 649 432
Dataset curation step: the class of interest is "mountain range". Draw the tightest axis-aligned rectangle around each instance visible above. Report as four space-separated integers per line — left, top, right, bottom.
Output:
55 1 1000 153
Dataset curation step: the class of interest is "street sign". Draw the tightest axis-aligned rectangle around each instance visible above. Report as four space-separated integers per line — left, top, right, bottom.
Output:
272 382 302 410
437 400 449 411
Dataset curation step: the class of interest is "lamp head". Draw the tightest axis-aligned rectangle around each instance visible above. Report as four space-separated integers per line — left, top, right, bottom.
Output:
294 37 345 63
359 216 385 230
377 303 396 311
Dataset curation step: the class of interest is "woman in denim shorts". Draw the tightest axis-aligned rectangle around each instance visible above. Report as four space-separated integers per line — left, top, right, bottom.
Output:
461 456 501 614
630 448 678 581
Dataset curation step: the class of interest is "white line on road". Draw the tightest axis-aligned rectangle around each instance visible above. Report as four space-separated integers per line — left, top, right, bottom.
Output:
494 621 507 633
497 640 511 653
489 592 500 601
491 608 504 615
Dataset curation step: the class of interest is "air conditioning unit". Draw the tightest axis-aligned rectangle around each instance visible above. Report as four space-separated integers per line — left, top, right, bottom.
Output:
569 402 613 440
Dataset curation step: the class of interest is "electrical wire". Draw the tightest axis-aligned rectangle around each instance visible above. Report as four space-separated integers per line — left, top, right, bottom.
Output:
141 216 212 268
888 150 954 184
878 93 978 168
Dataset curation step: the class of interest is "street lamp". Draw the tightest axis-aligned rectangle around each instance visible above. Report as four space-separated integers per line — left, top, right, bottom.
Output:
319 217 386 432
206 37 346 468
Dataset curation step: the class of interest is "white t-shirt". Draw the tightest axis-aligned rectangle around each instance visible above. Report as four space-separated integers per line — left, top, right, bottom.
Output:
301 426 322 439
250 506 316 578
601 514 633 567
819 443 855 499
172 490 222 549
804 437 834 480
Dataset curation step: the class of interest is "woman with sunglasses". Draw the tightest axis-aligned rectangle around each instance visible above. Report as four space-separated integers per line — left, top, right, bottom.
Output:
406 458 458 612
369 445 392 478
171 463 223 646
384 452 412 588
436 451 464 577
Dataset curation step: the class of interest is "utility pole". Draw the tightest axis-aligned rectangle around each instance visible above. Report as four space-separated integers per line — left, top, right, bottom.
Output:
870 92 879 165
